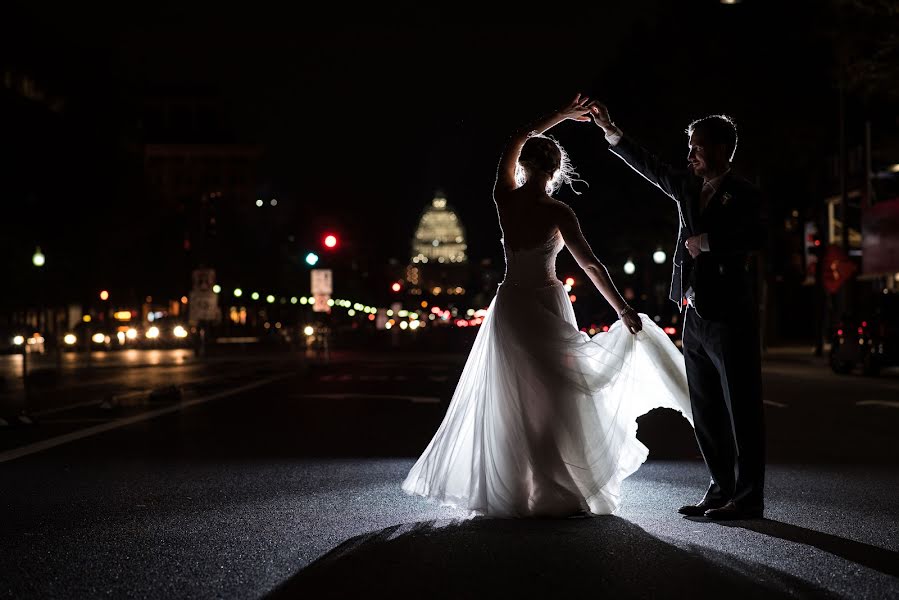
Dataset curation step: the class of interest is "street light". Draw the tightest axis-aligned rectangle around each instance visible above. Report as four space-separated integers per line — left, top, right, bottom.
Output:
624 259 636 275
32 247 45 267
652 249 667 264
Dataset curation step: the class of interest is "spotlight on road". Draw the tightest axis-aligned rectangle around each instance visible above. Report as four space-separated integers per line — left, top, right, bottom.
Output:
126 328 138 340
303 326 314 336
146 327 160 339
92 333 106 344
173 326 188 338
13 335 25 346
64 334 77 345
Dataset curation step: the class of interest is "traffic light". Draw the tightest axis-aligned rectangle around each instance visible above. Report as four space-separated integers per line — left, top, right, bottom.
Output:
305 252 320 266
323 233 338 249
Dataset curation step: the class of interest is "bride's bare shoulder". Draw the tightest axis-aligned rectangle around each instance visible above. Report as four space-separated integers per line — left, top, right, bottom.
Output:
543 198 577 220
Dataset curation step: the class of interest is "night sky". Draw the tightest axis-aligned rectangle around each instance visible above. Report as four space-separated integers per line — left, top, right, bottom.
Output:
5 1 888 307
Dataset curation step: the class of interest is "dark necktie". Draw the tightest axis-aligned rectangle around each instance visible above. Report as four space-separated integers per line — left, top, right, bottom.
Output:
700 181 715 213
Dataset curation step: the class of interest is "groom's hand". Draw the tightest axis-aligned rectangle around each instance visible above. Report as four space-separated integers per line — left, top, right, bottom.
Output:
685 235 703 258
588 102 614 130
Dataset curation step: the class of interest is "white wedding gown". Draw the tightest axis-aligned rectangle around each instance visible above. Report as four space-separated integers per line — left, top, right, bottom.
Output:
402 230 693 517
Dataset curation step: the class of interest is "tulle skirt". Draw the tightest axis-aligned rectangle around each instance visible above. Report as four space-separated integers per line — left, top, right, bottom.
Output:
402 281 693 517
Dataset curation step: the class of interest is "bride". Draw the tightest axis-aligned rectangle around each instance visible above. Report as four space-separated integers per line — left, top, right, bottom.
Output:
402 95 693 517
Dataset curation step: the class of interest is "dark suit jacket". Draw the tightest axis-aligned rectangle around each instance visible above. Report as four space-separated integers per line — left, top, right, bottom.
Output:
610 134 765 321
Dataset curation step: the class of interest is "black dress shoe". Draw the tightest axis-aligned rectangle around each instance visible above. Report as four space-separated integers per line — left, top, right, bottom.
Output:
704 501 763 520
678 499 728 516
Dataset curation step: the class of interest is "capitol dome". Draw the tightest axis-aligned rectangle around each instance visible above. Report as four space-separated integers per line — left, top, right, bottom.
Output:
411 194 468 265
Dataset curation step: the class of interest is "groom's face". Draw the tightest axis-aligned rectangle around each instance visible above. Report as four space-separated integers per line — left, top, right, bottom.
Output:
687 131 726 178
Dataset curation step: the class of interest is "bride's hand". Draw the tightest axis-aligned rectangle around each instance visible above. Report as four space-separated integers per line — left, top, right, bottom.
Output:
556 94 594 122
620 308 643 335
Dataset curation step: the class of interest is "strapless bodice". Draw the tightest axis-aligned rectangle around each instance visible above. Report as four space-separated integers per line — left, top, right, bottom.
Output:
500 230 565 288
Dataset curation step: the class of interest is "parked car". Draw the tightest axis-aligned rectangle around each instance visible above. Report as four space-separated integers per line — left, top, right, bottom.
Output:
830 291 899 376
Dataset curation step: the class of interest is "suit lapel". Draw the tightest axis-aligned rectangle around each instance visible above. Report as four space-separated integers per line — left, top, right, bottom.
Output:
702 173 733 218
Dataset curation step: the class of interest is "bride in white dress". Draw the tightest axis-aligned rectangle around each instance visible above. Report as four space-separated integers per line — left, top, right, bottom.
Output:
403 95 693 517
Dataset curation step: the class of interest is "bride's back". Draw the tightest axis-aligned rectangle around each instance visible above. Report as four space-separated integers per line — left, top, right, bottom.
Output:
495 187 562 252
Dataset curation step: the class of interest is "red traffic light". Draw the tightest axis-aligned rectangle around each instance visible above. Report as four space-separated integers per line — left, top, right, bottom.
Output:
323 234 338 249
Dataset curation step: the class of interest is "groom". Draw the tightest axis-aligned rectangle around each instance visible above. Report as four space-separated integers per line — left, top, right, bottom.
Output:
589 102 766 520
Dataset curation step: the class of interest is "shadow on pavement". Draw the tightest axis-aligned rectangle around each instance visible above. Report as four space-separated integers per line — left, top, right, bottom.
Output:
267 516 837 599
718 518 899 578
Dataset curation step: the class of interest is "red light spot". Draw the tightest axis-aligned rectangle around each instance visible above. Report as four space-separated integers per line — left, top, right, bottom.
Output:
837 329 843 336
814 240 821 247
857 327 864 335
569 294 577 303
663 327 677 335
368 314 375 321
323 234 338 248
391 282 402 292
601 325 609 332
861 321 867 328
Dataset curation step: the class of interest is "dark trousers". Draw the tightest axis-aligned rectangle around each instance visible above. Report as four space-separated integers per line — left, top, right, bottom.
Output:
682 306 765 508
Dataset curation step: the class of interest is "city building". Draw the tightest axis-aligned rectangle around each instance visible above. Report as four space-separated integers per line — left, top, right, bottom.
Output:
406 193 469 298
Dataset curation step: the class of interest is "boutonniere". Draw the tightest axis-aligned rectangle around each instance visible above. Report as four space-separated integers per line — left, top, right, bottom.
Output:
721 192 733 206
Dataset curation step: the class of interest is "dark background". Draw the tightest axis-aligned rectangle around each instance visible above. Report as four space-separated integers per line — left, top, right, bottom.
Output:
3 0 897 340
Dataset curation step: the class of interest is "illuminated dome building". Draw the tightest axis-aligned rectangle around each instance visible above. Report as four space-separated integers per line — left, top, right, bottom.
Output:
406 193 470 297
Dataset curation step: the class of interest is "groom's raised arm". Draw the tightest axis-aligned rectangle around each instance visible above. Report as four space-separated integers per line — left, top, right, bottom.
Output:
607 134 691 202
589 103 690 203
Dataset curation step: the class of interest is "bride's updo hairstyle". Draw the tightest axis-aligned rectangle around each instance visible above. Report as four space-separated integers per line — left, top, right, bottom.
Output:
516 133 585 195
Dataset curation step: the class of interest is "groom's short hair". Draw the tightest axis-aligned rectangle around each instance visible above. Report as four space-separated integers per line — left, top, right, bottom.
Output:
686 115 738 162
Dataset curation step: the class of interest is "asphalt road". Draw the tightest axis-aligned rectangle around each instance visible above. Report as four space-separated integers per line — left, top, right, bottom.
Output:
0 349 897 598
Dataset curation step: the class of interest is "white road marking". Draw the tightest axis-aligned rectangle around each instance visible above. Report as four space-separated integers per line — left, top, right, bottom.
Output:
856 400 899 409
294 393 440 404
763 400 787 408
32 399 107 417
0 374 291 465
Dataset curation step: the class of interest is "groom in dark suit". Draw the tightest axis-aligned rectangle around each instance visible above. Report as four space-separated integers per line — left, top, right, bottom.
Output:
589 103 766 520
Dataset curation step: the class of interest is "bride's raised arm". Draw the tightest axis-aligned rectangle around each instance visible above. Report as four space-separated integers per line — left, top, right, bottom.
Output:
494 95 593 196
555 202 643 335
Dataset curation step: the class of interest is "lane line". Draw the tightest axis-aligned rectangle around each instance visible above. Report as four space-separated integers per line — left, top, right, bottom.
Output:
29 368 262 417
856 400 899 409
294 393 440 404
0 373 291 465
763 400 788 408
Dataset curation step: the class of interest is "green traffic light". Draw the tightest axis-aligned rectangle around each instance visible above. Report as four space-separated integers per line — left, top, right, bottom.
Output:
305 252 319 266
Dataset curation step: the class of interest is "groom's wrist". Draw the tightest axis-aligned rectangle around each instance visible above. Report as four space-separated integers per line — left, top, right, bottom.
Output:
603 125 623 146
